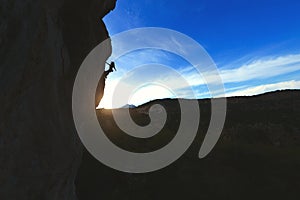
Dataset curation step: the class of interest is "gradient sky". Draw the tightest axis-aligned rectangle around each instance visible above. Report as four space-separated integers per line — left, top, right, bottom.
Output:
99 0 300 108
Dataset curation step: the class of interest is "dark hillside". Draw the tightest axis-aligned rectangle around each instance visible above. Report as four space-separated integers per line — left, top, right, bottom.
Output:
76 90 300 200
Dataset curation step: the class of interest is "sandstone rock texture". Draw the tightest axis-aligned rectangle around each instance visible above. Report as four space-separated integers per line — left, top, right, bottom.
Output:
0 0 116 199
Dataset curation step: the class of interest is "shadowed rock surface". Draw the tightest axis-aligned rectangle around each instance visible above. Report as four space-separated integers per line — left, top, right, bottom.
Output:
0 0 116 199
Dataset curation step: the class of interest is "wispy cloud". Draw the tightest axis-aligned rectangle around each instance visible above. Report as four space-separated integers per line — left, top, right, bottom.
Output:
175 54 300 87
225 80 300 97
220 54 300 83
103 2 144 35
99 52 300 108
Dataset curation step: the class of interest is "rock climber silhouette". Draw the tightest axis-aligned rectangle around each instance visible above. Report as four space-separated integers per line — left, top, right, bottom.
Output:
95 61 116 108
104 61 116 79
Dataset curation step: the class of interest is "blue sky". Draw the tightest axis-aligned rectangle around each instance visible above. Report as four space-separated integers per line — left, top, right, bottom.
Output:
99 0 300 108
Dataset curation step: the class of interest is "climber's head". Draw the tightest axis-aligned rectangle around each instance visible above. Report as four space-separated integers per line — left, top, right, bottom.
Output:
110 62 116 71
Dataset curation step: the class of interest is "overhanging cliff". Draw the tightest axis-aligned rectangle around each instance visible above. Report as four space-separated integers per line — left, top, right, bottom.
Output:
0 0 116 199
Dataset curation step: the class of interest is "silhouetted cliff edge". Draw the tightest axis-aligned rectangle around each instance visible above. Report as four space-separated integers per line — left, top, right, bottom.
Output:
0 0 116 199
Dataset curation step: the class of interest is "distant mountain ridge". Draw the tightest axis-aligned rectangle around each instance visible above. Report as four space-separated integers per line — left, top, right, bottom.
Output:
121 104 137 109
140 89 300 106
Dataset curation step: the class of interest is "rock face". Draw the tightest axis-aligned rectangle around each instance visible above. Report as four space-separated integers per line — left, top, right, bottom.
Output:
0 0 116 199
